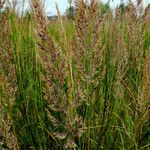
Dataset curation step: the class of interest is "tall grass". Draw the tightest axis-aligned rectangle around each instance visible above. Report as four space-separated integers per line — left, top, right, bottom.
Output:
0 0 150 149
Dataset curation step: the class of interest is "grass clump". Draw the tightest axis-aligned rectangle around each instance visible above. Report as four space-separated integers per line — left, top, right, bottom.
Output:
0 0 150 149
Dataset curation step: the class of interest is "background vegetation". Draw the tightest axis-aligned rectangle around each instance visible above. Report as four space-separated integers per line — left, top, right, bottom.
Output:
0 0 150 149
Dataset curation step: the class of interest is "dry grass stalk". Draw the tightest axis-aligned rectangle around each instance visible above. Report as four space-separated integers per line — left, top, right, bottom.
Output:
31 0 67 110
73 0 105 102
0 7 17 149
143 49 150 106
142 4 150 28
31 1 84 149
110 8 128 99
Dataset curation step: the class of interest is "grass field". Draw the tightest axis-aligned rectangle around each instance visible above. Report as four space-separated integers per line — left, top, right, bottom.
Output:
0 0 150 149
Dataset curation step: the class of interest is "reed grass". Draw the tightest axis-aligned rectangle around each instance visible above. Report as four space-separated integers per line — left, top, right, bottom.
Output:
0 0 150 149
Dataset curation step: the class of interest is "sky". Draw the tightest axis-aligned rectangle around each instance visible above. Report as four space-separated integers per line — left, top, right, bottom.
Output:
14 0 150 16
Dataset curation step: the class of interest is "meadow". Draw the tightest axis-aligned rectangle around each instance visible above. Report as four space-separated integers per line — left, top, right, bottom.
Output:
0 0 150 149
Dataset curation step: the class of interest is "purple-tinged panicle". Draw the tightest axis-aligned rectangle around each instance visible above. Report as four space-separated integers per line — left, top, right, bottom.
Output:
0 0 2 7
0 0 4 8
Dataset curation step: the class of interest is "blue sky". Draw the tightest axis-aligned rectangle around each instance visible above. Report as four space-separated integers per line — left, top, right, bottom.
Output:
16 0 149 16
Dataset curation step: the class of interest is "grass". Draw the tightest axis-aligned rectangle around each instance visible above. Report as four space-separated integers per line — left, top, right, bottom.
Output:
0 0 150 149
